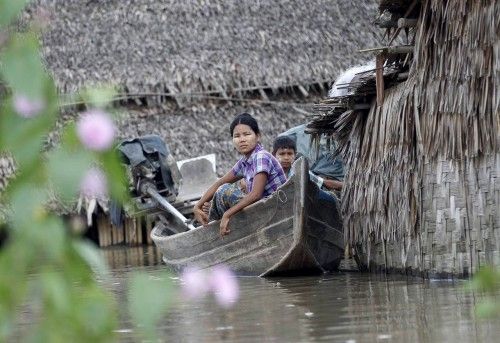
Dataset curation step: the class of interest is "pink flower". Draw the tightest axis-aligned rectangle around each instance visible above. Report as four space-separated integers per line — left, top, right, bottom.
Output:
76 109 116 151
180 265 239 308
180 267 211 300
80 167 108 198
13 94 45 118
209 265 239 308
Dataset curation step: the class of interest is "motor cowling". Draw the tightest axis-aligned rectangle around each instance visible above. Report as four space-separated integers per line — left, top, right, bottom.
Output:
117 134 181 202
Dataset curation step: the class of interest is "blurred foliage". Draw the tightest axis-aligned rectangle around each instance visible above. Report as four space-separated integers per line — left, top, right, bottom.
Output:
468 266 500 318
0 2 173 341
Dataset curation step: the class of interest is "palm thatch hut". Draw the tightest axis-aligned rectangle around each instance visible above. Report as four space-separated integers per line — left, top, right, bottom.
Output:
1 1 382 245
309 0 499 277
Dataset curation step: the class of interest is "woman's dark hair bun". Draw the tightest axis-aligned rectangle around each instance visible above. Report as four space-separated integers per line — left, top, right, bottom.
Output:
229 112 260 136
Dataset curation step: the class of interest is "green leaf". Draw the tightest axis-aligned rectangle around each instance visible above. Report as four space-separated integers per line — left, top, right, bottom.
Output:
46 148 94 201
60 123 81 150
1 33 46 99
99 150 128 203
0 111 44 168
476 300 500 318
0 78 58 169
73 240 108 277
469 266 500 293
0 0 29 27
75 287 117 340
0 241 31 339
128 272 174 341
32 217 67 263
8 184 46 231
40 269 71 314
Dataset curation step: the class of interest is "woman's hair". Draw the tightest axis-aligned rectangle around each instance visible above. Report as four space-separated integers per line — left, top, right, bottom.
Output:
272 135 296 155
229 113 260 136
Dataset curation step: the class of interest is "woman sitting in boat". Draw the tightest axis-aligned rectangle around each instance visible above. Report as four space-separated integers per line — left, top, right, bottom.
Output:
193 113 287 236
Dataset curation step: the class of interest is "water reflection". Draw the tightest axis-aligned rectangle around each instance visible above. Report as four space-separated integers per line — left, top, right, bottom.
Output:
105 247 498 342
101 245 163 270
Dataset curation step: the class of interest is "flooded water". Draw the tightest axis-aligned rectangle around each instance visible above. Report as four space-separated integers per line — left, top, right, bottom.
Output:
102 246 499 342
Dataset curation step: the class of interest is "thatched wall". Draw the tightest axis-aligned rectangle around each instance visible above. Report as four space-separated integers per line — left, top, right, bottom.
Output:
311 0 499 277
26 0 380 99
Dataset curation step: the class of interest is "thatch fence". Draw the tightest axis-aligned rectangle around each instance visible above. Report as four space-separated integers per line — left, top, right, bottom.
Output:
309 0 499 277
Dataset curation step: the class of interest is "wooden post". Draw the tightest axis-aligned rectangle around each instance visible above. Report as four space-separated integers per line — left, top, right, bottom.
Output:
98 216 108 247
146 216 153 245
132 219 136 245
97 217 105 247
258 88 269 101
104 217 113 246
110 221 116 245
297 85 309 97
115 224 123 245
376 54 385 106
124 218 131 244
136 218 143 245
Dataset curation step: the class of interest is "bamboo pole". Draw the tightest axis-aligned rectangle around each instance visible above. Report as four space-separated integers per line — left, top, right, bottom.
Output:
359 46 414 54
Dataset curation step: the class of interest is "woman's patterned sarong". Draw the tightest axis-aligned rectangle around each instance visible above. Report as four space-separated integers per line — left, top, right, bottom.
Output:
208 182 245 221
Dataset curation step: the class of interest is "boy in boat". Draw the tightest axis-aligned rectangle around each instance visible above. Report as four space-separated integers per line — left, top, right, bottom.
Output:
279 124 344 192
194 113 287 237
272 135 342 192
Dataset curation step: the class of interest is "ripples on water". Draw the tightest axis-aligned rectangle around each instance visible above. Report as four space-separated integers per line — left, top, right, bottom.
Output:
102 246 499 342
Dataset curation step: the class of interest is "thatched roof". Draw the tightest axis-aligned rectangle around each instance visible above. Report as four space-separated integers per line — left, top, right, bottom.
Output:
308 0 499 249
24 0 380 98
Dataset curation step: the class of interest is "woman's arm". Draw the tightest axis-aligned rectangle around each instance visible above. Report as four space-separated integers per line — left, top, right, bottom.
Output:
219 172 268 236
194 170 241 225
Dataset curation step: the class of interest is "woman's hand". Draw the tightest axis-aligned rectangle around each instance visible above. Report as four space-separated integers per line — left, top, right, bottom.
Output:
217 172 268 237
220 213 231 237
194 205 209 226
202 201 211 214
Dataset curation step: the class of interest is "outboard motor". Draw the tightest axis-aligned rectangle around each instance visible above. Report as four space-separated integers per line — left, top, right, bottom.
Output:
117 135 195 231
118 134 180 201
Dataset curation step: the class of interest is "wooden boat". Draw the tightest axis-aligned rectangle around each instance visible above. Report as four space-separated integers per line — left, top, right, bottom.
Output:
150 157 344 276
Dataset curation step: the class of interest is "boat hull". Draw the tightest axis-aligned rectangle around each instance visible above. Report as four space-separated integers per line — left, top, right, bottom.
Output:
151 158 343 276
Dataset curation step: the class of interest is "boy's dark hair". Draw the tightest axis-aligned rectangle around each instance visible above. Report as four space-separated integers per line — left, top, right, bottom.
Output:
230 113 260 136
272 135 296 155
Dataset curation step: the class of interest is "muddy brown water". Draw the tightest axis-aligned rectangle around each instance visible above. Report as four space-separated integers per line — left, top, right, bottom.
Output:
100 246 500 342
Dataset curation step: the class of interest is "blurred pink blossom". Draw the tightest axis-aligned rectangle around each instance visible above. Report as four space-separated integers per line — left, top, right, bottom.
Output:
180 267 210 300
76 109 116 151
80 167 108 198
209 265 239 308
13 94 45 118
180 265 239 308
